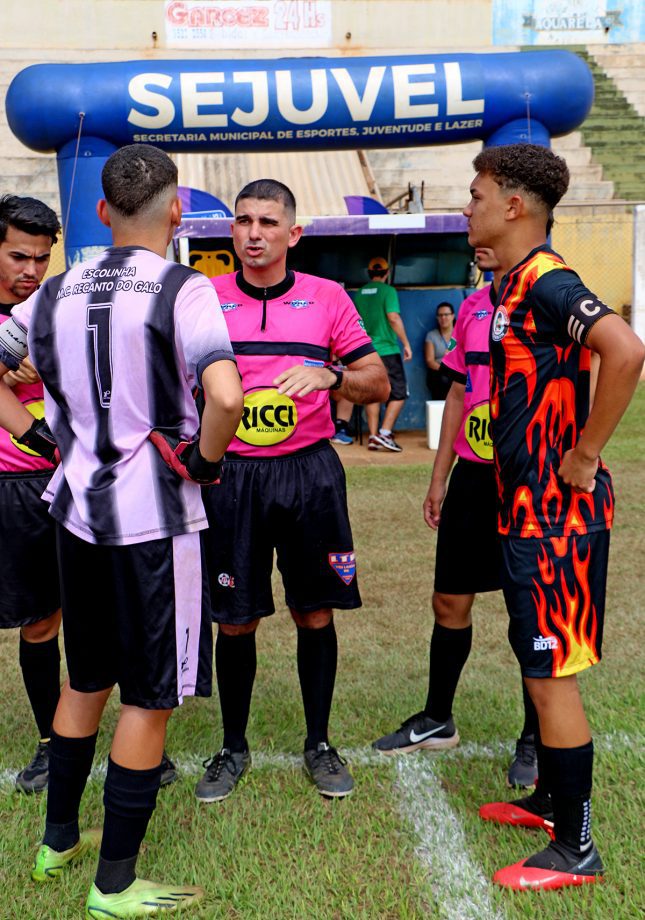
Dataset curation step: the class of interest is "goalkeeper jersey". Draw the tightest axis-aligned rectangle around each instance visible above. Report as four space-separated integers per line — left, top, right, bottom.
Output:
6 247 234 545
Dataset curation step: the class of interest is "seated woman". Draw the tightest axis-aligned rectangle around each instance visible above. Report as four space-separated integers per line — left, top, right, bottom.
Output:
425 302 455 400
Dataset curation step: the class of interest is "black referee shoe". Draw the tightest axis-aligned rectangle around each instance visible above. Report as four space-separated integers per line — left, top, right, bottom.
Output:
195 748 251 803
159 750 178 787
15 740 50 794
303 742 354 798
372 712 459 755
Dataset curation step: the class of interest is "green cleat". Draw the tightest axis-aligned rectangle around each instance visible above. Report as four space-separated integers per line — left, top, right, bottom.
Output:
85 878 204 918
31 829 102 882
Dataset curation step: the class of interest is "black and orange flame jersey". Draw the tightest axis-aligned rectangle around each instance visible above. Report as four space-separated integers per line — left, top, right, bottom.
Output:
490 245 615 538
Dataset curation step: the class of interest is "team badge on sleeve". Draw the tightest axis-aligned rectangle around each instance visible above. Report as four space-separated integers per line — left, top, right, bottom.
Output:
329 551 356 585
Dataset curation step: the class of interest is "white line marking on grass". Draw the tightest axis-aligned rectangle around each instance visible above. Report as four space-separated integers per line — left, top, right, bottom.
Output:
395 755 504 920
0 731 640 793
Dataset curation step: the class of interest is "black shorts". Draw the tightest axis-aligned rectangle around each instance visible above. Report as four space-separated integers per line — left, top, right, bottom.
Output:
434 459 502 595
57 524 213 709
381 353 408 402
202 441 361 624
0 471 60 627
501 530 610 678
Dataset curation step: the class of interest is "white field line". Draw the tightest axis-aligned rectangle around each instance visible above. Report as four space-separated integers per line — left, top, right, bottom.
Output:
1 731 641 919
395 755 504 920
1 730 640 790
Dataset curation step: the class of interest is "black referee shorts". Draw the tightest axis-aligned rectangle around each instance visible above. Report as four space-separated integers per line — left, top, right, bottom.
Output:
434 459 502 595
202 440 362 624
0 471 59 627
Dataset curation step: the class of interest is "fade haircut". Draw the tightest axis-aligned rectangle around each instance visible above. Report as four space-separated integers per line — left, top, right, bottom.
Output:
0 195 60 244
235 179 296 222
473 144 570 213
101 144 178 218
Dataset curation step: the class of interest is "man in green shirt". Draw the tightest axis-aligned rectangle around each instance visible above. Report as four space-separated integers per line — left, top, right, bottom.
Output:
353 257 412 451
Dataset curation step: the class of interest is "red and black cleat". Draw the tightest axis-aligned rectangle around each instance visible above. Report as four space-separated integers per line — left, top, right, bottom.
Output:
479 801 555 839
493 841 604 891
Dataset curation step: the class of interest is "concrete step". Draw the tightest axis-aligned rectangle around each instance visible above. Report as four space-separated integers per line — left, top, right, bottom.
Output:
560 180 615 200
597 74 645 89
0 156 58 175
548 145 591 166
0 172 60 194
592 54 645 69
369 150 479 171
381 179 615 209
372 162 605 187
552 131 583 149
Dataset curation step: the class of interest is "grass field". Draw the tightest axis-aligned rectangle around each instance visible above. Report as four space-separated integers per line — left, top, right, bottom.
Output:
1 385 643 919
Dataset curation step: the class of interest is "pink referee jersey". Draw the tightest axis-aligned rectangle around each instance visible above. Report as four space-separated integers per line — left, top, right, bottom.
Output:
7 247 235 545
441 285 494 464
0 311 54 474
213 270 375 457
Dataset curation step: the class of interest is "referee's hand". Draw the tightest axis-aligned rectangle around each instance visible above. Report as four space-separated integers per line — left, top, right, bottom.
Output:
274 364 335 397
423 480 447 530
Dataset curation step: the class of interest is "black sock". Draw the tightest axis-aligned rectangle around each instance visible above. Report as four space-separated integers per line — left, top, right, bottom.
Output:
19 634 61 739
216 630 256 753
96 757 162 894
335 419 349 434
542 741 594 852
297 621 337 750
519 680 539 741
424 623 472 723
43 730 98 851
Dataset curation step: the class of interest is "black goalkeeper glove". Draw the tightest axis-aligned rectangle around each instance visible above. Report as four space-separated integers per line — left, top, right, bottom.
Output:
148 430 222 485
16 417 60 465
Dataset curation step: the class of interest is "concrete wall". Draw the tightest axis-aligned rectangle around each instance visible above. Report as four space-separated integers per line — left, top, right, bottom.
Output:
0 1 494 52
551 211 634 316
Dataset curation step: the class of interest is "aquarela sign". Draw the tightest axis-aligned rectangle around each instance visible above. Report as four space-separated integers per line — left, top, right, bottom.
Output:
6 51 593 265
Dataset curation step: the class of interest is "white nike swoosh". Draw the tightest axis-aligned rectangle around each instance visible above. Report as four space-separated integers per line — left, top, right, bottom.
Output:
518 873 559 887
409 725 447 743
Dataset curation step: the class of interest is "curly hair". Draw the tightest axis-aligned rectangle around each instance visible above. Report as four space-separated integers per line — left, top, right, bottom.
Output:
473 144 569 212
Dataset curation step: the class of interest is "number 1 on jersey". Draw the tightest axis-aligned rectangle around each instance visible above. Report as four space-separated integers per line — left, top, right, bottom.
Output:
86 303 113 409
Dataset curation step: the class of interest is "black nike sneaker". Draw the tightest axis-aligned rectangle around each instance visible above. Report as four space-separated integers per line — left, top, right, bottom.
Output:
507 734 538 788
15 740 50 794
372 711 459 754
159 750 178 787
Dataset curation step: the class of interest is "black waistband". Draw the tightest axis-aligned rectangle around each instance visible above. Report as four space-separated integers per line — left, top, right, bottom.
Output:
0 468 55 481
225 438 330 462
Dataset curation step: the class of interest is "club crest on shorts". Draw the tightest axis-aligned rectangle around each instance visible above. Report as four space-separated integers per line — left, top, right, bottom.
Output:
329 551 356 585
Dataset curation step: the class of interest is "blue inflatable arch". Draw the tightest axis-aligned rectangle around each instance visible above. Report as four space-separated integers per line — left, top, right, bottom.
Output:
6 51 593 265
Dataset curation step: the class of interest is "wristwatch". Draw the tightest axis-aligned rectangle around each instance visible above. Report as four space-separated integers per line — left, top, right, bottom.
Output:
327 366 344 390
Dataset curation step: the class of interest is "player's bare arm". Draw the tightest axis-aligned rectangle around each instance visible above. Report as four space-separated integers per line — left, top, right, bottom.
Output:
0 363 38 436
274 352 390 403
387 312 412 360
424 382 463 529
559 313 645 492
199 359 244 461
